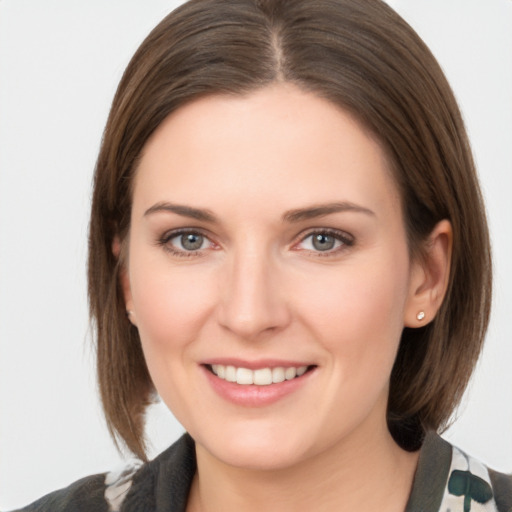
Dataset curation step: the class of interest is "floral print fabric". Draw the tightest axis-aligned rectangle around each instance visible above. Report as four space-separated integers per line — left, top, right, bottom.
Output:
439 446 498 512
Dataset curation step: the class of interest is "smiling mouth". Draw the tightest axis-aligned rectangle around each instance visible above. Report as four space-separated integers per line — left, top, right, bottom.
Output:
206 364 315 386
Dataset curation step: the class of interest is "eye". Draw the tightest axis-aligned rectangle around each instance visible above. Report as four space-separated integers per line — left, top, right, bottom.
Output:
159 229 215 257
173 232 207 251
296 229 354 254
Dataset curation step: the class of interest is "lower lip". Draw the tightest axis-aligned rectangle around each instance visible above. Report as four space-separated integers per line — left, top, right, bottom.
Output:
202 366 315 407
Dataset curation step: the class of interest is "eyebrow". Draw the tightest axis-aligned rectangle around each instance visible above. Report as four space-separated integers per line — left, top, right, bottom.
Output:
144 201 375 223
282 202 376 222
144 202 217 222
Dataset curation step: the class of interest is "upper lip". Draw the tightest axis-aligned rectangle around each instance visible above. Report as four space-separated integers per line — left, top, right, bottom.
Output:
201 358 315 370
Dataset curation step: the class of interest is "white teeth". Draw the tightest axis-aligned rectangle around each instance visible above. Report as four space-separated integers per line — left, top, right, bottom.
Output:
272 367 285 383
285 367 296 380
210 364 310 385
236 367 253 385
225 365 236 382
253 368 272 386
296 366 307 376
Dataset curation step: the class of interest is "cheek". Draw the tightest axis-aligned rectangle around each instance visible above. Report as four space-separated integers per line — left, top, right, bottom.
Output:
294 254 410 364
129 258 216 354
128 260 218 417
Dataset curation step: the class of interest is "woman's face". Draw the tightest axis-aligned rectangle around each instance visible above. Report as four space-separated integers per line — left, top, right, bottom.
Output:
123 84 423 470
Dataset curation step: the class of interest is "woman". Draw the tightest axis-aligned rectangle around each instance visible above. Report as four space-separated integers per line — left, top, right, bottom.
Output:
9 0 511 511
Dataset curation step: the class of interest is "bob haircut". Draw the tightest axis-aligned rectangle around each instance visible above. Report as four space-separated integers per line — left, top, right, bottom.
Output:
88 0 492 460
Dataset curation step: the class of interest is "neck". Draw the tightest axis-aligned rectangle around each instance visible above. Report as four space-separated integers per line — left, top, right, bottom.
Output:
187 420 419 512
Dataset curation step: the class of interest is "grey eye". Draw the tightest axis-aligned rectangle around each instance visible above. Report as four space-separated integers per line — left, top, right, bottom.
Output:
296 230 351 254
312 233 336 251
180 233 204 251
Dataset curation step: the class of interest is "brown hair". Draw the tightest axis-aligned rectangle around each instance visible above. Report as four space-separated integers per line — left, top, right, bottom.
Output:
88 0 492 459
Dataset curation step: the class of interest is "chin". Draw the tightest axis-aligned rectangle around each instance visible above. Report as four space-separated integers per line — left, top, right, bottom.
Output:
194 424 314 472
216 442 306 471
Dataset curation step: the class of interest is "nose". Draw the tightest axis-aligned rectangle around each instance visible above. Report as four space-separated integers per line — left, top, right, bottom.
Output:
216 246 291 340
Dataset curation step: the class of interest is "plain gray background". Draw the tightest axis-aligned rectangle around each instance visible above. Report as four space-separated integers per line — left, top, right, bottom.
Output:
1 1 511 509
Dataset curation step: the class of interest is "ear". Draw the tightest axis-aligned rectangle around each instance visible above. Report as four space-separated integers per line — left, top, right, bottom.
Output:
404 220 452 327
112 235 137 326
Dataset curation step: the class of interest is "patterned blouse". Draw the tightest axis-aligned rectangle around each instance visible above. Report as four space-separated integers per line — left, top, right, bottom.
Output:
9 432 512 512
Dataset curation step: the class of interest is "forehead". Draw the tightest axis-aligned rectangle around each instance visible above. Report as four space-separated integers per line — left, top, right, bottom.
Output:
133 84 401 219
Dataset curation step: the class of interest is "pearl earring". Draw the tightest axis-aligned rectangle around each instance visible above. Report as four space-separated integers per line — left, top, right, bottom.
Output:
416 311 425 321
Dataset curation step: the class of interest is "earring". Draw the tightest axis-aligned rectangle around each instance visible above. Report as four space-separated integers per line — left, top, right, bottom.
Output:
126 310 134 318
416 311 426 321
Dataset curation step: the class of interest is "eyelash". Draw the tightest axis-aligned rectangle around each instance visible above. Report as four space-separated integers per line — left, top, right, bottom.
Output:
157 228 355 258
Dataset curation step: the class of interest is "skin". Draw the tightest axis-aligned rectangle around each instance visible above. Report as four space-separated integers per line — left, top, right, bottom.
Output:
121 83 452 511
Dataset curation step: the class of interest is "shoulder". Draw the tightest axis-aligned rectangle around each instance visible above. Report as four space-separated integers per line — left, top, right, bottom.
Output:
9 473 109 512
408 432 512 512
488 467 512 512
9 434 196 512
